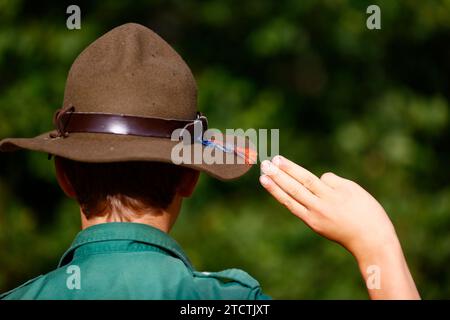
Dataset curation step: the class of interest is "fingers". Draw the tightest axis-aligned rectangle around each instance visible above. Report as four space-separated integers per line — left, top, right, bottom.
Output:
271 156 332 196
320 172 343 189
261 160 319 209
259 175 310 222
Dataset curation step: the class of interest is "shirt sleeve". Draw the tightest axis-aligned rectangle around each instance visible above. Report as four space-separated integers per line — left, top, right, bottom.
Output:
248 286 272 300
192 268 271 300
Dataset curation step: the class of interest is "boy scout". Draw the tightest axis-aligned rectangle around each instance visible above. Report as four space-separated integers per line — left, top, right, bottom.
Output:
0 23 419 299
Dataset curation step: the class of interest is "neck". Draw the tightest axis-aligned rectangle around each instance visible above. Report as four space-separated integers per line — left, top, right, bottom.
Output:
80 196 182 233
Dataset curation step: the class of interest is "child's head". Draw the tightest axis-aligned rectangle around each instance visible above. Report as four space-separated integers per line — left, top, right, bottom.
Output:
0 23 253 229
54 157 199 226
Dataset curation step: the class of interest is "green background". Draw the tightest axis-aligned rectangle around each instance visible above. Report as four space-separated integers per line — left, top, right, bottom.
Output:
0 0 449 299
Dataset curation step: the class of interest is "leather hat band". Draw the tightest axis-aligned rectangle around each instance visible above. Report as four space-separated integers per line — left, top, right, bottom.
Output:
50 105 208 141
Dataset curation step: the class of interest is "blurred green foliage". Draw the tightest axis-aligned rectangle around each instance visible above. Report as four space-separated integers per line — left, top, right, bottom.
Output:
0 0 449 299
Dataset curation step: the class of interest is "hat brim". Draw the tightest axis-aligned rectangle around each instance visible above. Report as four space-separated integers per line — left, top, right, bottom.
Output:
0 131 255 181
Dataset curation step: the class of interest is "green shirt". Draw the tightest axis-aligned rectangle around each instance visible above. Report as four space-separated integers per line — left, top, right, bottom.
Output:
0 222 270 300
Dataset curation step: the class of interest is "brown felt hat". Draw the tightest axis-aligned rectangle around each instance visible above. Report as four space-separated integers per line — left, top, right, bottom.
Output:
0 23 255 180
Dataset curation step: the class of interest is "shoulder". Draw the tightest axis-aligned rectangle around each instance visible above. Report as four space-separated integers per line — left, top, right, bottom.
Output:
0 264 76 300
193 268 260 288
0 254 271 300
191 268 271 300
0 275 45 300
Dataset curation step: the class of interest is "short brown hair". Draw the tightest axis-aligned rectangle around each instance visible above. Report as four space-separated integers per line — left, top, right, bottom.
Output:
57 158 188 218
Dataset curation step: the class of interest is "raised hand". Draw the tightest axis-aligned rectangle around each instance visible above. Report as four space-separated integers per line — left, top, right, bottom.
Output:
259 155 420 299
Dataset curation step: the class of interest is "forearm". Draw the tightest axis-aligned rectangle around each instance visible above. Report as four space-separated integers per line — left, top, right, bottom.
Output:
355 240 420 300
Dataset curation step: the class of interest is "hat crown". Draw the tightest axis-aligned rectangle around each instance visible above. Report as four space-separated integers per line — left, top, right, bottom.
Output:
63 23 197 120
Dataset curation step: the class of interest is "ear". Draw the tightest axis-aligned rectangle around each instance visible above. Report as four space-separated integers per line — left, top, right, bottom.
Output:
54 157 77 199
178 169 200 198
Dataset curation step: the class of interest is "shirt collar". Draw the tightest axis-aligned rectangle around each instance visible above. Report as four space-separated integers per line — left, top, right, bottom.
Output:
58 222 193 270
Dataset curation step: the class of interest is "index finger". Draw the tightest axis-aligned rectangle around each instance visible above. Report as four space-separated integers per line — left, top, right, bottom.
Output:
272 155 332 196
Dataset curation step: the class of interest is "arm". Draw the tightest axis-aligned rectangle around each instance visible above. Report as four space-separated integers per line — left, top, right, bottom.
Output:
259 155 420 299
